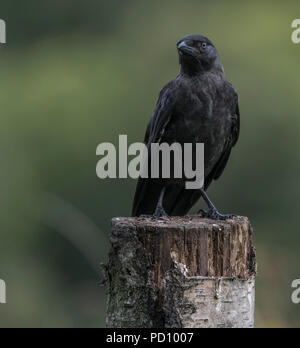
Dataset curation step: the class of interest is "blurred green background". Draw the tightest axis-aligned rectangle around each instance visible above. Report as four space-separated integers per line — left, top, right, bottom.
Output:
0 0 300 328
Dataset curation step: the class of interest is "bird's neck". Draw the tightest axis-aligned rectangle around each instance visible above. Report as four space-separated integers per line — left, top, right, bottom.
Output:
180 66 225 79
180 57 225 78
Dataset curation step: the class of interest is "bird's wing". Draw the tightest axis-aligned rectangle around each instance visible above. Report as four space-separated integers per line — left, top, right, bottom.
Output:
147 82 176 145
132 82 176 216
170 96 240 214
208 102 240 185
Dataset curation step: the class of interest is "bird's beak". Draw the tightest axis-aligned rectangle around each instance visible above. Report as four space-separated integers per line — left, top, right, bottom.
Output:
177 41 197 56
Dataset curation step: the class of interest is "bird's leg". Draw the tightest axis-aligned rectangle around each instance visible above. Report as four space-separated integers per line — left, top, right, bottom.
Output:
139 187 168 218
153 187 168 218
198 188 236 220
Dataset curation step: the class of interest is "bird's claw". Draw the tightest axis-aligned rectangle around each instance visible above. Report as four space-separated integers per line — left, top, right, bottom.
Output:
153 205 168 218
198 208 236 221
140 207 168 219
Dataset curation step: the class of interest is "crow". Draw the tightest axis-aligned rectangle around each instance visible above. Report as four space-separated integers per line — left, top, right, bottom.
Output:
132 34 240 220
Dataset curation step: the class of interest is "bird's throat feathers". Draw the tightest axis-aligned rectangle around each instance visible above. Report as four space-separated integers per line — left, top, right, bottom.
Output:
180 55 224 78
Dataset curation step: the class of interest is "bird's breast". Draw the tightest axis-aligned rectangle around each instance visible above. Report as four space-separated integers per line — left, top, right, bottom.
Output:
168 79 232 153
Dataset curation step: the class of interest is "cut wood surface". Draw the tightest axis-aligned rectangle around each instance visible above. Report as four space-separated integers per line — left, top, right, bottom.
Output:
104 216 256 328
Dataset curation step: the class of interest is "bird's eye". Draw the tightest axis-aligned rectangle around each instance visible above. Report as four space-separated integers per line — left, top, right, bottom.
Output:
201 42 207 49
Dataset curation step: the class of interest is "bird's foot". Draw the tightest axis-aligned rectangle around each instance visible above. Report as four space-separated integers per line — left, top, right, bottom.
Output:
139 187 169 219
198 208 236 221
140 207 168 219
153 205 168 218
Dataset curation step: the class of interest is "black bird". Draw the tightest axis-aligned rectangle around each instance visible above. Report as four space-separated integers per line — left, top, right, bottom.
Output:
132 35 240 219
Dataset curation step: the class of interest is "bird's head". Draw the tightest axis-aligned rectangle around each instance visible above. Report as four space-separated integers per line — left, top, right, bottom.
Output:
177 35 223 76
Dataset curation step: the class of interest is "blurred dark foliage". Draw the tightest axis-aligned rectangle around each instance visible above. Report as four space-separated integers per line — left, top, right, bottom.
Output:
1 0 129 45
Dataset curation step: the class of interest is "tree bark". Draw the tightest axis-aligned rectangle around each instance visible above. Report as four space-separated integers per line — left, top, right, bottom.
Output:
104 216 256 328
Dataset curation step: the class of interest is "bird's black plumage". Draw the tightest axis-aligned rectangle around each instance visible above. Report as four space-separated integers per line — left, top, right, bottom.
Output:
132 35 240 218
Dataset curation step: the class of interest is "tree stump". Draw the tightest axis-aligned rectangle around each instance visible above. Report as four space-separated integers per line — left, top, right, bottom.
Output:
104 216 256 328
